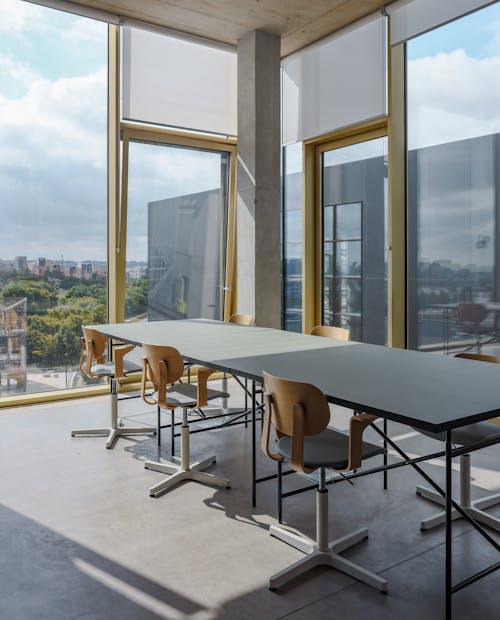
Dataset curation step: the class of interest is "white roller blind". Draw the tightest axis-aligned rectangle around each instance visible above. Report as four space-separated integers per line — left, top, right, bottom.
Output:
281 12 387 146
388 0 495 46
122 25 237 136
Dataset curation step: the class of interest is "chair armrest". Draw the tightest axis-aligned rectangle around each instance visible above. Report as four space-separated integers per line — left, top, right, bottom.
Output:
80 337 103 380
141 358 158 406
261 393 284 463
346 413 379 472
113 344 136 379
196 366 217 407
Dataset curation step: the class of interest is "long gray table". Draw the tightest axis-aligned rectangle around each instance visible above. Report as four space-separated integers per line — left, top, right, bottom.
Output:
88 318 500 619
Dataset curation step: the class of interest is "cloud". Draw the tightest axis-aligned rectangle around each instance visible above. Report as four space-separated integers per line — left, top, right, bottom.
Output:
0 57 222 263
0 53 40 88
408 49 500 149
0 46 108 261
0 0 48 32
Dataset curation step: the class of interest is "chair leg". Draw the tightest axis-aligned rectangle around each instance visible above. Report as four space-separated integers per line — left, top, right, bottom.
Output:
416 454 500 532
269 468 387 592
171 410 175 457
145 407 230 497
278 460 283 524
71 380 156 449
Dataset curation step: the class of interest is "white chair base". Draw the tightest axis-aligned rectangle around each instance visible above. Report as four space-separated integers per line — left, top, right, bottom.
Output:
145 408 231 497
145 454 230 497
416 453 500 532
269 488 387 592
416 487 500 531
71 385 156 449
72 425 156 449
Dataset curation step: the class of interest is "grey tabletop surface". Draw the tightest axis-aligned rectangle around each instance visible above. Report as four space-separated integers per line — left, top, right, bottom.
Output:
87 319 500 433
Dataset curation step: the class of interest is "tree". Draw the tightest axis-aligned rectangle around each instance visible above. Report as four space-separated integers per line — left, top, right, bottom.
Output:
0 279 58 314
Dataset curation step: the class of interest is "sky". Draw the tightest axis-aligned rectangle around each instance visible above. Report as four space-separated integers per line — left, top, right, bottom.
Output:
0 0 223 263
2 1 500 265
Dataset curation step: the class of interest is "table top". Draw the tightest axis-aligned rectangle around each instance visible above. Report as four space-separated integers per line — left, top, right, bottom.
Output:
88 319 500 433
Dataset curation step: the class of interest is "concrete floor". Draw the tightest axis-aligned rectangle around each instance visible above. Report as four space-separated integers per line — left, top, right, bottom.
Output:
0 383 498 619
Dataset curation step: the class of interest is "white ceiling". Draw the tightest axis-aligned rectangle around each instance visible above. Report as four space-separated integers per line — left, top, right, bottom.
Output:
73 0 392 56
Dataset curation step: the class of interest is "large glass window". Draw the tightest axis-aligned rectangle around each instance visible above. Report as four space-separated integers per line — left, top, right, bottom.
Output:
124 139 230 322
407 2 500 354
282 142 303 332
321 137 388 344
0 1 107 396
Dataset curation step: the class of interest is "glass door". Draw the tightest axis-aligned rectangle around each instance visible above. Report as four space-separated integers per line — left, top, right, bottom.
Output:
321 136 388 344
123 137 232 323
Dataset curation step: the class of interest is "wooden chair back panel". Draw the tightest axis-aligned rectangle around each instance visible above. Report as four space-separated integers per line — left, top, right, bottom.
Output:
454 303 489 328
229 313 255 326
82 327 107 363
310 325 350 341
262 371 330 438
141 344 185 390
455 352 500 364
80 326 108 378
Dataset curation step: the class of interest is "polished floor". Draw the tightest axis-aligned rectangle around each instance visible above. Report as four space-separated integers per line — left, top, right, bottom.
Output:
0 383 498 619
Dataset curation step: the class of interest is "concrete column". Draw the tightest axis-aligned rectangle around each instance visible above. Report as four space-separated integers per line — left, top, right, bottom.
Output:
237 30 281 328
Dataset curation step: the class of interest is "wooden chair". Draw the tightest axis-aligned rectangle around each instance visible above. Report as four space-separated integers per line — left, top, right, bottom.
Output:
310 325 350 341
262 371 387 592
141 343 231 497
266 325 351 521
175 312 255 454
454 303 489 352
415 352 500 532
71 327 156 449
228 313 255 327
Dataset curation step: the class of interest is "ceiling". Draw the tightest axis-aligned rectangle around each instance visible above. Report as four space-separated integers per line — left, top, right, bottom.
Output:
75 0 391 56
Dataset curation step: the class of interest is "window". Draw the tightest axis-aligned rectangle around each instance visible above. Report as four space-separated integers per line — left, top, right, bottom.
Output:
407 2 500 354
282 142 303 332
122 133 232 322
321 137 387 344
0 1 108 396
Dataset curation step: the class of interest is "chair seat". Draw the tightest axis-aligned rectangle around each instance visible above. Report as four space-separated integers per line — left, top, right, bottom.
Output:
277 427 384 470
90 359 142 378
418 421 500 446
161 383 230 409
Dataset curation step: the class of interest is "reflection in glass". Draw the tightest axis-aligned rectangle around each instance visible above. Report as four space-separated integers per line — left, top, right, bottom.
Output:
336 203 362 240
324 206 333 241
125 140 229 322
285 210 302 244
336 242 361 276
322 137 387 345
407 3 500 353
282 142 303 332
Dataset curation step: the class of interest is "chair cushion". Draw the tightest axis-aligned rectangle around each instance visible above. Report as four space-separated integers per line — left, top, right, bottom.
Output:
90 359 142 378
277 427 384 470
163 382 230 409
418 421 500 446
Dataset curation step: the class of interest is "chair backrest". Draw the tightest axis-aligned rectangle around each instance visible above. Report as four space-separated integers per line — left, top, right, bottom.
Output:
141 344 185 395
262 371 330 438
80 326 107 377
455 352 500 364
229 313 255 326
310 325 350 341
454 303 489 327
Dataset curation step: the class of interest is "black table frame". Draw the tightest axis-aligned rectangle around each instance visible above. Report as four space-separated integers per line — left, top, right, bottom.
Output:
93 320 500 619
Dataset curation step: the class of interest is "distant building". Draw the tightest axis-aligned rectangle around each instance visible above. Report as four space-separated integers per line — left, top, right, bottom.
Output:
0 298 27 395
126 266 147 280
79 262 93 279
15 256 27 271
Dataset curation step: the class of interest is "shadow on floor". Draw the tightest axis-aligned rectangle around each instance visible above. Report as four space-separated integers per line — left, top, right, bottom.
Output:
0 504 216 620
